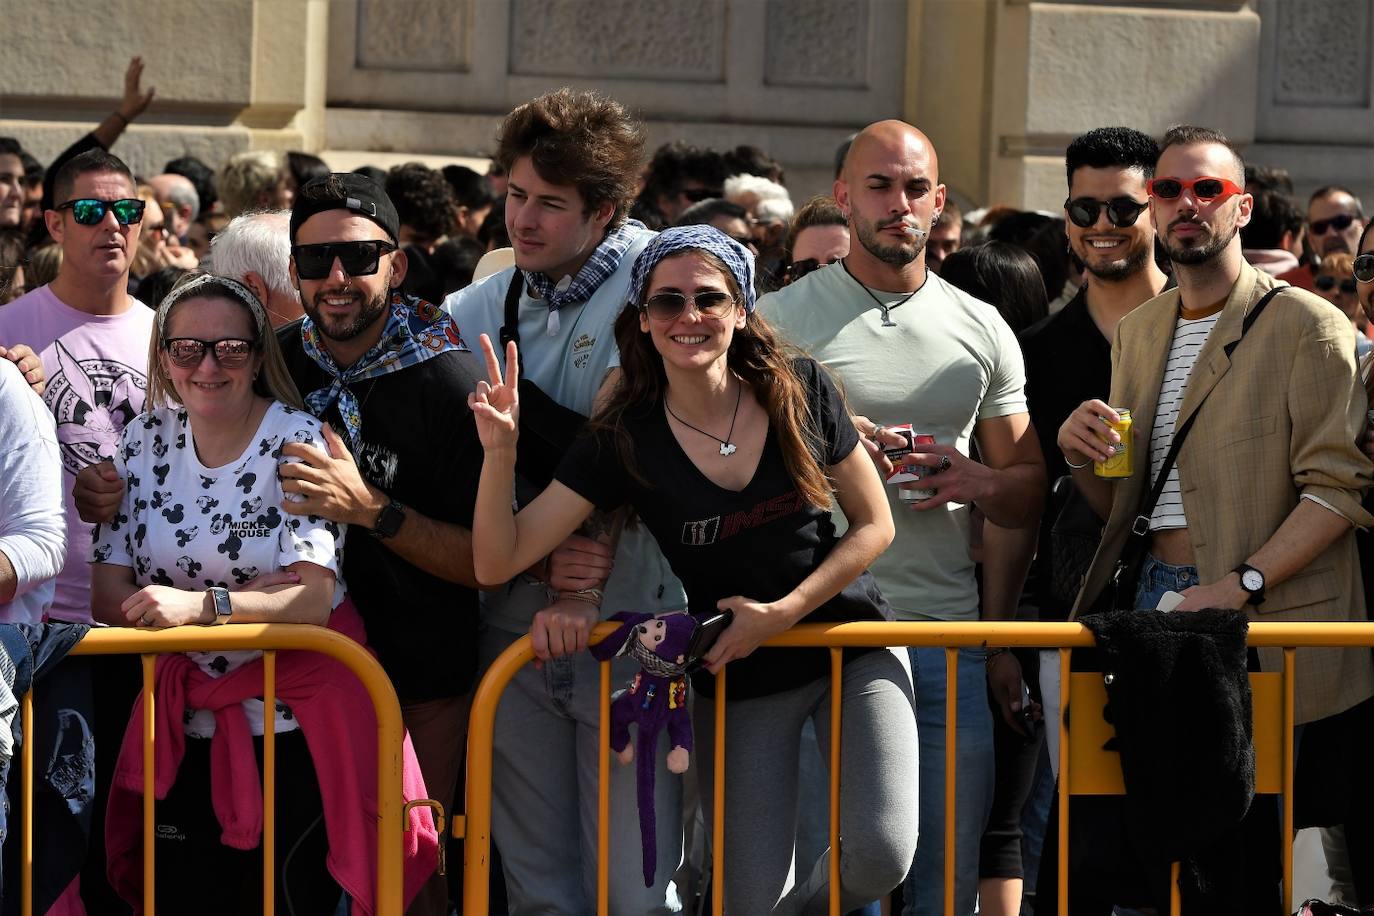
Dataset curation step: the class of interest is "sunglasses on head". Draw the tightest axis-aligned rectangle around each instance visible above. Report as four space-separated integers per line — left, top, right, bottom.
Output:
1064 196 1148 229
1310 213 1357 236
642 291 736 321
291 240 397 280
1146 176 1243 202
1354 253 1374 283
1314 275 1358 295
162 337 257 370
57 198 145 226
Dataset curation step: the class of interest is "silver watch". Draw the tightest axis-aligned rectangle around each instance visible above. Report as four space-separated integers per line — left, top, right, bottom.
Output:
206 586 232 621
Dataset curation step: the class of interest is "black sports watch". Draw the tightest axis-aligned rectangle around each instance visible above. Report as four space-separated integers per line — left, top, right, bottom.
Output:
1232 563 1266 606
370 499 406 540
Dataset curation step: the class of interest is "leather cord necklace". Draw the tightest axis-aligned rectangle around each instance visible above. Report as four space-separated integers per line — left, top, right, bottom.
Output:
665 379 743 456
841 258 925 327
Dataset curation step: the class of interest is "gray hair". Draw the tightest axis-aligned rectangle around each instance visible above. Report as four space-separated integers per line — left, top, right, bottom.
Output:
725 173 791 204
755 197 795 224
208 210 299 306
155 174 201 223
217 150 280 219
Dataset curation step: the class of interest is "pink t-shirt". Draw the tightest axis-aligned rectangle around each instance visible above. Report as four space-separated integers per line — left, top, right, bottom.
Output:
0 284 153 622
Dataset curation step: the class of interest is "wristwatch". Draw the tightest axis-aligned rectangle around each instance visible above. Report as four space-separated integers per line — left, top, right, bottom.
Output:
206 586 232 622
1232 563 1266 606
370 499 406 539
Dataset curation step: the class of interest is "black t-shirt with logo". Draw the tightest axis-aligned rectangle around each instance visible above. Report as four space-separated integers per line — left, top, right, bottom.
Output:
554 358 891 700
279 323 485 701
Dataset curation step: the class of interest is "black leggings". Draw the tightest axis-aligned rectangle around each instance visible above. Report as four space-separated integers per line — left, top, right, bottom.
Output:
979 649 1045 880
153 730 341 915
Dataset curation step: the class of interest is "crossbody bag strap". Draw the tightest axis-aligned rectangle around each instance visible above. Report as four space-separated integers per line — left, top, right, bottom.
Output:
1125 285 1284 538
499 270 525 375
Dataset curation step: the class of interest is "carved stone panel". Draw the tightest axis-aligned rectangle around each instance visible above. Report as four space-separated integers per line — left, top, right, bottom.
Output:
1255 0 1374 144
356 0 471 72
764 0 869 88
508 0 726 81
1273 0 1370 106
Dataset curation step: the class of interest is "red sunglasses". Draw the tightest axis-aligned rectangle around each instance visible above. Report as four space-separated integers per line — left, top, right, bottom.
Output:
1146 176 1244 202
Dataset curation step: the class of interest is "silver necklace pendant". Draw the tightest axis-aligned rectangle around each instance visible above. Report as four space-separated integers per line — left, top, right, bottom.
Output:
719 442 737 456
879 305 897 328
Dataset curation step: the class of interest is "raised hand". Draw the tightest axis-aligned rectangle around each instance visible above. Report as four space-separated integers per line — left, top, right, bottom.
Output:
120 56 156 121
467 333 520 451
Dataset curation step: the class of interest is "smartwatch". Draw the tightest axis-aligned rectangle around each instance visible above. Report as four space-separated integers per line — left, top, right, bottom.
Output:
370 499 406 540
1232 563 1266 606
206 586 232 622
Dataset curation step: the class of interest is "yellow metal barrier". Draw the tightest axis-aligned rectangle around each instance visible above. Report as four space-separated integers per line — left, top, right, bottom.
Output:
17 624 408 916
464 619 1374 916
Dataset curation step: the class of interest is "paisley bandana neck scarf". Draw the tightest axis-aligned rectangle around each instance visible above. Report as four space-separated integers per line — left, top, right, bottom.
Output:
301 292 468 449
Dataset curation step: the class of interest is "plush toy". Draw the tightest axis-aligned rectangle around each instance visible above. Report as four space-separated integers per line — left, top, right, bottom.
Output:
590 610 697 886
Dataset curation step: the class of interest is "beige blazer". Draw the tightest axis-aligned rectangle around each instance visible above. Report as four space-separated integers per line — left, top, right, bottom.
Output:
1073 262 1374 724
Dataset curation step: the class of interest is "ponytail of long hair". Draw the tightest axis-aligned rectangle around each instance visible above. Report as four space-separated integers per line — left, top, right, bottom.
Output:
592 250 834 508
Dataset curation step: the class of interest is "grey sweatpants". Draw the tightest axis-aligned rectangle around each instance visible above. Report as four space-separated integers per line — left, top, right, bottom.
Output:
693 648 920 915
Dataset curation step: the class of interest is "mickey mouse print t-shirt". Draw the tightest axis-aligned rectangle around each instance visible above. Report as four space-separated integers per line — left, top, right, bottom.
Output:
554 358 892 700
92 400 346 736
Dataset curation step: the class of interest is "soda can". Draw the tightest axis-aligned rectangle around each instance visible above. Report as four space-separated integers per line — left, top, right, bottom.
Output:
886 430 938 502
1094 408 1133 478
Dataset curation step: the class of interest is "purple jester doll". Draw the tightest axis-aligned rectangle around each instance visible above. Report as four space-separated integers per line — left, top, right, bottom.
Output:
591 611 698 886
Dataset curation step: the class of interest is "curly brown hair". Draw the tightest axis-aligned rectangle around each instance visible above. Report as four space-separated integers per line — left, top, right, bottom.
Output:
495 89 645 228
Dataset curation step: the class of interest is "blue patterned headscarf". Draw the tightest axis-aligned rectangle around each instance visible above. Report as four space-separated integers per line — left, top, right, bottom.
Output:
627 225 757 314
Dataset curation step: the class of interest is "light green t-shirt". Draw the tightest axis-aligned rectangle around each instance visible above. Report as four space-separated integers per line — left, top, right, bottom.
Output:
757 263 1027 620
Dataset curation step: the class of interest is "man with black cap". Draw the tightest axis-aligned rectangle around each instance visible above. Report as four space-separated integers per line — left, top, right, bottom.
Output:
75 171 483 915
278 172 487 915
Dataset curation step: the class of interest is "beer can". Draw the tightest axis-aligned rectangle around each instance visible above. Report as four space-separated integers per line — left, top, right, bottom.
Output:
1094 408 1133 478
887 431 938 502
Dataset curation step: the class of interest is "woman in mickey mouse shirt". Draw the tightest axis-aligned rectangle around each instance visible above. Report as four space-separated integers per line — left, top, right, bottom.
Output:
470 227 920 914
90 274 349 912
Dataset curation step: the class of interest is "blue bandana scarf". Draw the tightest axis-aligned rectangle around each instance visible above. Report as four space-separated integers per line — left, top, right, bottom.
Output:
301 292 469 449
522 219 651 316
627 225 757 313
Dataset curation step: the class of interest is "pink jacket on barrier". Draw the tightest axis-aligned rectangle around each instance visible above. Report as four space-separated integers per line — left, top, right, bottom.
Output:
105 599 439 914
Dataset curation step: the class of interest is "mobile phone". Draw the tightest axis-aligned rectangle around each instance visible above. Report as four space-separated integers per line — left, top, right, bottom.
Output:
1016 678 1033 741
1018 680 1038 737
685 610 734 672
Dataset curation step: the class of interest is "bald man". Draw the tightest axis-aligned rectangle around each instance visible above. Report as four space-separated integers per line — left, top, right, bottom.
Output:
758 119 1045 916
148 172 199 242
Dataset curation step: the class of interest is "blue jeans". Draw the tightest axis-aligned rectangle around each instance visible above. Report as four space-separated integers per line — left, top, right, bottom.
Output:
902 647 994 916
1133 554 1199 610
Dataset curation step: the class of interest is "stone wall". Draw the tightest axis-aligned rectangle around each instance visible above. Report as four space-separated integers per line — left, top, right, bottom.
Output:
0 0 326 178
324 0 914 202
2 1 1370 212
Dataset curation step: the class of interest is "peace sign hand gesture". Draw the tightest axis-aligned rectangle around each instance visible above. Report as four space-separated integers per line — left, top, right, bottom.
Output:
468 333 521 451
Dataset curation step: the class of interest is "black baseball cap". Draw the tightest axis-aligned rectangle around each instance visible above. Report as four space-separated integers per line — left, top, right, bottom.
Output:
290 172 400 244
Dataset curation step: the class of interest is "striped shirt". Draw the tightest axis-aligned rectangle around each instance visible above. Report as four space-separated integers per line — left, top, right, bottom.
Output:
1148 310 1222 530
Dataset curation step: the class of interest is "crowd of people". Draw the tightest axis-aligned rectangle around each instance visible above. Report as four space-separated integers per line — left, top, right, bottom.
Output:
0 55 1373 916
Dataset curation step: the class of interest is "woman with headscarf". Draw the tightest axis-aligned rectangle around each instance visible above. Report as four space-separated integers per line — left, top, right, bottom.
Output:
469 225 919 913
